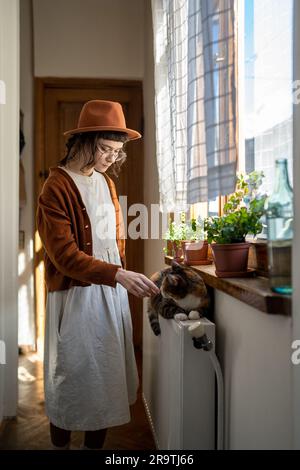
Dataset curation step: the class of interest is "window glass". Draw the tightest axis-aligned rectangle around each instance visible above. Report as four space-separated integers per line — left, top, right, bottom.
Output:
240 0 293 194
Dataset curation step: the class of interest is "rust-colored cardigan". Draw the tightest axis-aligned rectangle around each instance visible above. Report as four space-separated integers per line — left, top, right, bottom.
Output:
36 167 126 292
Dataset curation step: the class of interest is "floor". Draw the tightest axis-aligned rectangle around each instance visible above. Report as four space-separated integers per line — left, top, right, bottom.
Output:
0 348 156 450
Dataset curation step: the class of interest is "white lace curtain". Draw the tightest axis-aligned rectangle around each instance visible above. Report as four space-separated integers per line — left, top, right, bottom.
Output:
152 0 237 212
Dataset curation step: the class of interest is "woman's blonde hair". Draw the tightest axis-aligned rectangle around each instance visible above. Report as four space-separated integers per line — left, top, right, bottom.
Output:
59 131 128 177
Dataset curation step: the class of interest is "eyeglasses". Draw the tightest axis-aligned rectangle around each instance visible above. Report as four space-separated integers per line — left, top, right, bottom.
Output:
97 143 124 161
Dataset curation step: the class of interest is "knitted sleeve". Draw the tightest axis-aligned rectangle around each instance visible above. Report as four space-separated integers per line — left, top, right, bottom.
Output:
36 183 122 288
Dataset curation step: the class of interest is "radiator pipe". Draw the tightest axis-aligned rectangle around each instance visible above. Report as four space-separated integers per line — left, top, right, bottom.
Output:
188 322 224 451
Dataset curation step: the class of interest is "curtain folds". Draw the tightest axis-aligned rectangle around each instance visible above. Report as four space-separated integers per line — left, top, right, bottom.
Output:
152 0 237 212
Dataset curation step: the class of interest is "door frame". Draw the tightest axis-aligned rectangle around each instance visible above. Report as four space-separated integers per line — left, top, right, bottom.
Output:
34 77 144 352
0 0 19 421
34 77 143 209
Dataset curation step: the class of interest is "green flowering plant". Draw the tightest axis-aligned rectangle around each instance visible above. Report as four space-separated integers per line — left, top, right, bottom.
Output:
163 212 188 254
204 171 267 244
185 217 205 241
163 212 206 255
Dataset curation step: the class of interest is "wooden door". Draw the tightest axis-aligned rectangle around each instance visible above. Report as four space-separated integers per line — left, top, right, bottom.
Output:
34 78 144 352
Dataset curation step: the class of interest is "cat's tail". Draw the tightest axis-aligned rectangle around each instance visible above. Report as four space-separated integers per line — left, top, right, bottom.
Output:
148 308 161 336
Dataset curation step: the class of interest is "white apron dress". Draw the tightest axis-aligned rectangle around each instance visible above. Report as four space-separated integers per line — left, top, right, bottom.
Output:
43 167 139 431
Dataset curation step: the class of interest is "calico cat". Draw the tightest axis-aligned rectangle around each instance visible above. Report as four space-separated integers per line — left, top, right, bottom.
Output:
147 260 209 336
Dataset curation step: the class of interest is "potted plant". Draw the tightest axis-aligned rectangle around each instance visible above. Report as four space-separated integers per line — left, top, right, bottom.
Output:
163 212 189 261
182 217 211 265
204 172 266 277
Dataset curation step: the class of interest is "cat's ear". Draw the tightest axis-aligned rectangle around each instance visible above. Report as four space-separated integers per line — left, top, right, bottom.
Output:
171 260 183 271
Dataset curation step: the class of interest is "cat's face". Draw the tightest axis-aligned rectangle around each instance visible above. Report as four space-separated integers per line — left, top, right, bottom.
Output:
160 262 207 310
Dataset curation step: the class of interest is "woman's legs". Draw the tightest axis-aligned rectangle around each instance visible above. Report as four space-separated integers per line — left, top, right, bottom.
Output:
50 422 71 449
50 422 107 450
83 428 108 449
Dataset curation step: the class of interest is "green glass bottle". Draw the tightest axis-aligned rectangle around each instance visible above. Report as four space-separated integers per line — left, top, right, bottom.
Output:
264 159 293 294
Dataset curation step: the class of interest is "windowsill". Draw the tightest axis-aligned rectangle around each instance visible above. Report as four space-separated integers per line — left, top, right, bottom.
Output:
164 256 291 316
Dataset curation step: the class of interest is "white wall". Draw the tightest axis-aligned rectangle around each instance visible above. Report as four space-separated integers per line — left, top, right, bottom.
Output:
215 291 293 450
19 0 35 347
0 0 20 421
293 0 300 450
32 0 144 79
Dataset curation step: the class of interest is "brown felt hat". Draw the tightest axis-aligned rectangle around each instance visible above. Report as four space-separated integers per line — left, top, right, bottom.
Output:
63 100 142 140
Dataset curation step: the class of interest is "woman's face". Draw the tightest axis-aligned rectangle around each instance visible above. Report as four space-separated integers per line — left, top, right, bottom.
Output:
94 139 124 173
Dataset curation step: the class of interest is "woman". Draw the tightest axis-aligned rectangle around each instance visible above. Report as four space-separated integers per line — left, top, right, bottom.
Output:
36 100 159 450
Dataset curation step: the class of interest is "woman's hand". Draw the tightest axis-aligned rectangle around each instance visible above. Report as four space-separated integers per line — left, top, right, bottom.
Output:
115 268 160 298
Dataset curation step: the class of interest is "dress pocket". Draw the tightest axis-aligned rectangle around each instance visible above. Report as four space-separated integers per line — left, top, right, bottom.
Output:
57 291 69 340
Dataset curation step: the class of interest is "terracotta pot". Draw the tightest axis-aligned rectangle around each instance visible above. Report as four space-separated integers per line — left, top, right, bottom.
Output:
211 242 250 275
166 239 173 256
183 240 209 265
248 241 268 276
180 240 189 249
171 240 184 261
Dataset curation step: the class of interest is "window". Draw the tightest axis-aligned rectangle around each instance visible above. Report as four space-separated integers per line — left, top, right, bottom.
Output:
190 0 293 224
189 4 234 223
238 0 293 193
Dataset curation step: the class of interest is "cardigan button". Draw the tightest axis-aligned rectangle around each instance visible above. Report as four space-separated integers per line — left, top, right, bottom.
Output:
82 207 86 211
85 225 89 229
86 242 91 246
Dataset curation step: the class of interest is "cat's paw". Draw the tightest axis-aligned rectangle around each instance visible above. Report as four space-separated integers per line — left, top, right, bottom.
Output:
188 310 201 320
174 313 188 321
152 324 161 336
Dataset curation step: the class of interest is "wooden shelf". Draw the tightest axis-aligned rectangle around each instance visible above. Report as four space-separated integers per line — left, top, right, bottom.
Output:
164 256 291 316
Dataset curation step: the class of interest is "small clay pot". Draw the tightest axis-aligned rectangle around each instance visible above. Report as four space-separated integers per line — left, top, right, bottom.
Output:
211 242 250 275
248 242 268 276
171 240 184 261
166 239 173 256
183 240 210 265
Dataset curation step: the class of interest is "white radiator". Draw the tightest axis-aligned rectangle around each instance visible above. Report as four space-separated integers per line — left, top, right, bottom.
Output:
142 302 215 450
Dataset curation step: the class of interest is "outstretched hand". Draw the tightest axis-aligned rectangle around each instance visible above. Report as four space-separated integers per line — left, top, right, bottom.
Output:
115 268 160 298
